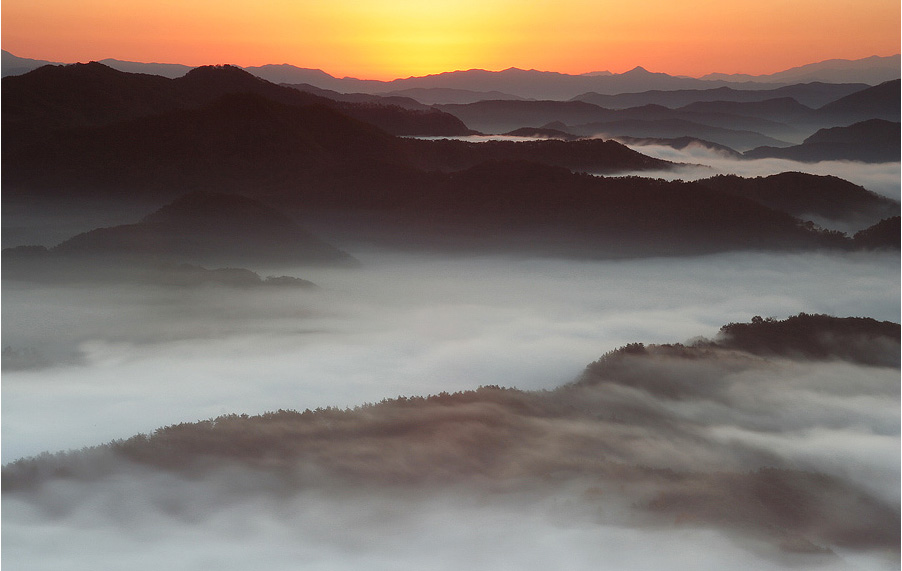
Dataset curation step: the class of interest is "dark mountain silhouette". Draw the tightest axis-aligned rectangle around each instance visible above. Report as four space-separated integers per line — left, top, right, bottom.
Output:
242 62 384 92
613 104 802 142
2 62 472 143
502 127 582 141
281 83 429 110
677 97 819 125
714 313 900 365
372 160 851 257
3 62 178 142
436 99 798 149
853 217 901 250
435 99 616 133
744 119 901 163
571 83 870 110
46 191 355 266
4 92 407 195
4 80 674 198
400 138 669 174
5 314 898 555
194 66 475 137
817 79 901 124
695 172 900 226
4 58 893 260
380 87 525 105
579 314 900 388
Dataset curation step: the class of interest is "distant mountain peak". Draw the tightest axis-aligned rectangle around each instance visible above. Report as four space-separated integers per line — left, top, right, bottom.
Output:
183 64 250 77
141 191 296 231
623 66 652 75
180 64 272 87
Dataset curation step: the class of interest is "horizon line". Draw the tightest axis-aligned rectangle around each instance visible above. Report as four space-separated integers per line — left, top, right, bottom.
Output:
3 49 900 83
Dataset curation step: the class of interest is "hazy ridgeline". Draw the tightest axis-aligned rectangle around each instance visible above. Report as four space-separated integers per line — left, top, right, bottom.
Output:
615 143 902 200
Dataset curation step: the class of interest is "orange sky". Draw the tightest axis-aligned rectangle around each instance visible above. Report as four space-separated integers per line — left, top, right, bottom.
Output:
3 0 899 80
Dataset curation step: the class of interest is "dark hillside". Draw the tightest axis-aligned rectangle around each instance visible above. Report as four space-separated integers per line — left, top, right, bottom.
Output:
2 62 472 142
853 217 901 250
696 172 900 225
743 119 901 163
818 79 901 123
49 191 355 266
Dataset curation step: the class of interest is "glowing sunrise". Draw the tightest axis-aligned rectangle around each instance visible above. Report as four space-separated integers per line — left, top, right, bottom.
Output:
2 0 899 78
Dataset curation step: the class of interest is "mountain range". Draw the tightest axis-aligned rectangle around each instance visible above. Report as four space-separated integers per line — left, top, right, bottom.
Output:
3 59 898 264
431 79 900 152
3 50 898 99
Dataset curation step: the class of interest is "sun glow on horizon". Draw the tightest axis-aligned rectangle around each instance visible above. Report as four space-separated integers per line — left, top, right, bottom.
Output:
2 0 899 80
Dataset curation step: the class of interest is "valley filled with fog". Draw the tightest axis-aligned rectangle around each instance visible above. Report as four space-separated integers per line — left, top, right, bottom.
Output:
4 248 898 462
4 245 900 570
616 144 902 201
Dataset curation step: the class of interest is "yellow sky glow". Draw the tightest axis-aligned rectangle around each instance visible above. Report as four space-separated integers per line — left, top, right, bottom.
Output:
2 0 899 79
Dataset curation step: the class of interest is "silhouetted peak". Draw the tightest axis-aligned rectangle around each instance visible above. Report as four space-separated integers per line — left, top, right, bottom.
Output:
803 119 900 145
633 103 670 112
23 60 122 80
622 66 653 76
142 191 297 231
181 64 263 85
853 216 901 250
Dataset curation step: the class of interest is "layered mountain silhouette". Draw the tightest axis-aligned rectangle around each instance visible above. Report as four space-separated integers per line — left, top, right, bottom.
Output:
695 172 900 226
280 83 430 110
571 83 869 110
5 51 898 97
380 87 525 105
2 62 471 144
4 58 899 261
817 79 901 123
434 79 900 154
436 100 796 151
6 192 355 273
245 57 897 100
338 160 861 257
3 64 675 198
853 216 901 250
7 60 899 162
744 119 901 163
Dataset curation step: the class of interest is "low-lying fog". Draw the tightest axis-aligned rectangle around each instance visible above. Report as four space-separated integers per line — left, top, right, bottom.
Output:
4 479 896 570
3 249 898 463
616 142 902 201
4 247 899 570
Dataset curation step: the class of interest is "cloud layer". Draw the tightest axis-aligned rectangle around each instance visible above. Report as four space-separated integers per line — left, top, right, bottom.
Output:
3 250 899 462
615 142 901 202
